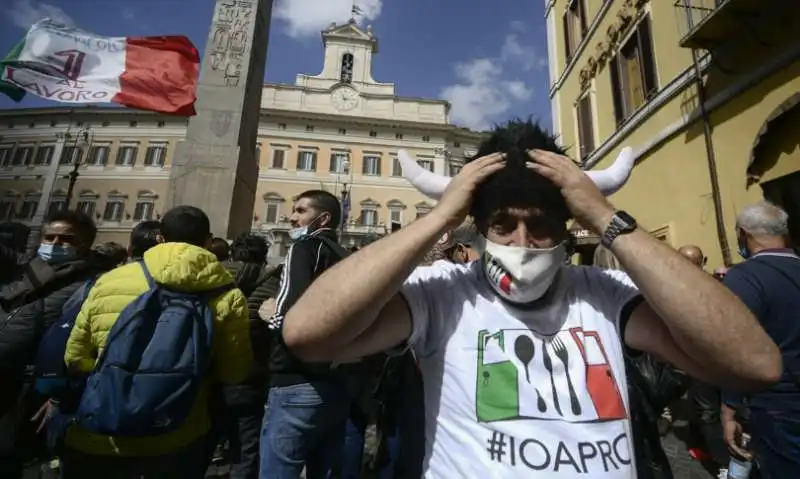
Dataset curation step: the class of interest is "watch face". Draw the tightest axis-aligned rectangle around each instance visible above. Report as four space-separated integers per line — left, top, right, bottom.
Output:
615 210 637 229
332 87 359 111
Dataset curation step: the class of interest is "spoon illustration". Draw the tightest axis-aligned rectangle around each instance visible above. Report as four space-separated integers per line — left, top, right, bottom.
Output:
514 335 535 383
535 389 547 412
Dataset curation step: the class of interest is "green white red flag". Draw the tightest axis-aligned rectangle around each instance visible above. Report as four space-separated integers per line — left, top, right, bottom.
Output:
0 19 200 115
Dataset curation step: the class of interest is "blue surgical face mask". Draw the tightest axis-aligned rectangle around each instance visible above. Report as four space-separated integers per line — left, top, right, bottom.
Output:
288 214 327 242
37 243 77 264
737 233 750 259
288 226 309 241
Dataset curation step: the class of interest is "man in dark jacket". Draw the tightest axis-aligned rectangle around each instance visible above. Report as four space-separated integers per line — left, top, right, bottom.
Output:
259 190 350 479
218 233 281 479
0 210 118 478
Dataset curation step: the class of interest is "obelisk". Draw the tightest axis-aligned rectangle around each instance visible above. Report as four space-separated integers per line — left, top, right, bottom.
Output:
168 0 272 239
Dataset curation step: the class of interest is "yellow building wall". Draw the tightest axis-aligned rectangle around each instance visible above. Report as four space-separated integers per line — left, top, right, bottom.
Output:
552 0 800 269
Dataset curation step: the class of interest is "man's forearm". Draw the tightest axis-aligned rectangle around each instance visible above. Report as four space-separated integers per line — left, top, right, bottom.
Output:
611 227 781 388
282 212 450 355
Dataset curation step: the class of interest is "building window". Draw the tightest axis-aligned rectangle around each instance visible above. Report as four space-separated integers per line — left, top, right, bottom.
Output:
12 147 33 166
330 153 349 173
453 141 461 147
133 201 154 220
0 201 14 220
157 121 166 128
103 196 125 221
297 151 317 171
263 193 284 223
278 123 287 130
563 0 588 62
362 155 381 176
34 145 54 165
395 133 404 140
77 198 96 217
60 146 83 165
576 94 595 160
391 157 402 177
415 202 432 219
341 53 354 83
271 149 285 169
369 130 377 137
447 161 462 177
133 192 156 220
305 125 314 132
610 17 657 125
0 147 11 167
88 145 110 166
19 199 38 219
129 121 138 127
48 198 67 215
263 203 278 223
387 200 405 226
116 145 138 166
422 136 430 142
362 209 377 226
144 144 167 167
417 159 434 172
338 128 347 135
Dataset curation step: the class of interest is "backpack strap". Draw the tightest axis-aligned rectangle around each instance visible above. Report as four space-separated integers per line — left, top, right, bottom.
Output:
138 260 156 289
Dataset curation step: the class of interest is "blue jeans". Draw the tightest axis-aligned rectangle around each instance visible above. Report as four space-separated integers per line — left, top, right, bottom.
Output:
259 381 349 479
749 409 800 479
341 414 367 479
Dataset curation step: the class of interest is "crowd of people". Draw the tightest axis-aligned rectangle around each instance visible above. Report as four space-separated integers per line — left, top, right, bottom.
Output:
0 119 797 479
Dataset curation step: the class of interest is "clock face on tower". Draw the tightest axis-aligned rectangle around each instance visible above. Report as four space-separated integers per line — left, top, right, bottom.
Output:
332 87 359 111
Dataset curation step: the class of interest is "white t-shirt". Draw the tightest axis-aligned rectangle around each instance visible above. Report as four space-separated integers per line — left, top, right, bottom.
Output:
400 260 641 479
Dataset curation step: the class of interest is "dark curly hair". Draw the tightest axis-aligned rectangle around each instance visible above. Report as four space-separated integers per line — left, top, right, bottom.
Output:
231 233 269 264
467 118 570 228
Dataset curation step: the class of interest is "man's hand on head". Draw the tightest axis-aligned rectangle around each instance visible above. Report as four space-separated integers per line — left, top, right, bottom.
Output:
525 149 615 234
432 153 506 230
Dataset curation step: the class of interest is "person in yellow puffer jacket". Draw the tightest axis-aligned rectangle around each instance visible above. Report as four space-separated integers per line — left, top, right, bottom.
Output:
60 206 252 479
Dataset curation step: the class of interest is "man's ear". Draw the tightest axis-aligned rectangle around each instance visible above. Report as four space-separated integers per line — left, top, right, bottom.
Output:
321 212 332 228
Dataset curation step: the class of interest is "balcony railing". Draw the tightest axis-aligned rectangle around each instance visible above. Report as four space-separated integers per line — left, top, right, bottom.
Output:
676 0 764 49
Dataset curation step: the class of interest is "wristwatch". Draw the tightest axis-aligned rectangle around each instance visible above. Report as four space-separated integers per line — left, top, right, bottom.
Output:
601 210 637 249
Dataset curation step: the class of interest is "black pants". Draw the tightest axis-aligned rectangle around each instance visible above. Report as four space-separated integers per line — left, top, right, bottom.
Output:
60 439 207 479
688 380 729 466
219 383 266 479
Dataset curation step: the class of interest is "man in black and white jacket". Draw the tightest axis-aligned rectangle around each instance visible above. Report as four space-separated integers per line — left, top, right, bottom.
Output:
258 189 351 479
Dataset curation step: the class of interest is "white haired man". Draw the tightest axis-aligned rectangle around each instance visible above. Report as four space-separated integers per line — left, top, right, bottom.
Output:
721 201 800 479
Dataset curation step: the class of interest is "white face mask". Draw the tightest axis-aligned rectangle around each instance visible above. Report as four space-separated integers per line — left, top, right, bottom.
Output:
475 235 567 304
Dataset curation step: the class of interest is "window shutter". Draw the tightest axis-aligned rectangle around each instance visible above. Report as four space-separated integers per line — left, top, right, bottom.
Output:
376 157 382 176
330 154 336 172
296 151 302 170
610 57 625 125
562 14 572 60
637 18 657 97
311 153 317 171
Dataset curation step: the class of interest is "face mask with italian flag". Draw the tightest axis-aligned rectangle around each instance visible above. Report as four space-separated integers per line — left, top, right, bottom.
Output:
0 18 200 116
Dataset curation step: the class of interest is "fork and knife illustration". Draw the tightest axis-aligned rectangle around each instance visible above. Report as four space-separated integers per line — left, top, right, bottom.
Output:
514 334 582 417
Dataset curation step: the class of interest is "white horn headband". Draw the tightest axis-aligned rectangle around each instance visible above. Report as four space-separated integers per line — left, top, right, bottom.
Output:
399 147 635 199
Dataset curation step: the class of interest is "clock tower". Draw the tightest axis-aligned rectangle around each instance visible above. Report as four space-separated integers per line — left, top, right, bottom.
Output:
294 19 395 113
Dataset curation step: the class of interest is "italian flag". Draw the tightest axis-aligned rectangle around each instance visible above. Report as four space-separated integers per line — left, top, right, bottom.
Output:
0 19 200 115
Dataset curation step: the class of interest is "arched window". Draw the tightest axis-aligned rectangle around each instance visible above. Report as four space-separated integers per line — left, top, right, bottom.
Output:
340 53 354 84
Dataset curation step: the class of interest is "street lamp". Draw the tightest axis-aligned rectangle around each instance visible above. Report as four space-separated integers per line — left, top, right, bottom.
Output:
339 158 351 239
64 127 91 208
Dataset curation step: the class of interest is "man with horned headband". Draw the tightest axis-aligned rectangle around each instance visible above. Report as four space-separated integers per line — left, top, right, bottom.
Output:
279 119 781 478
